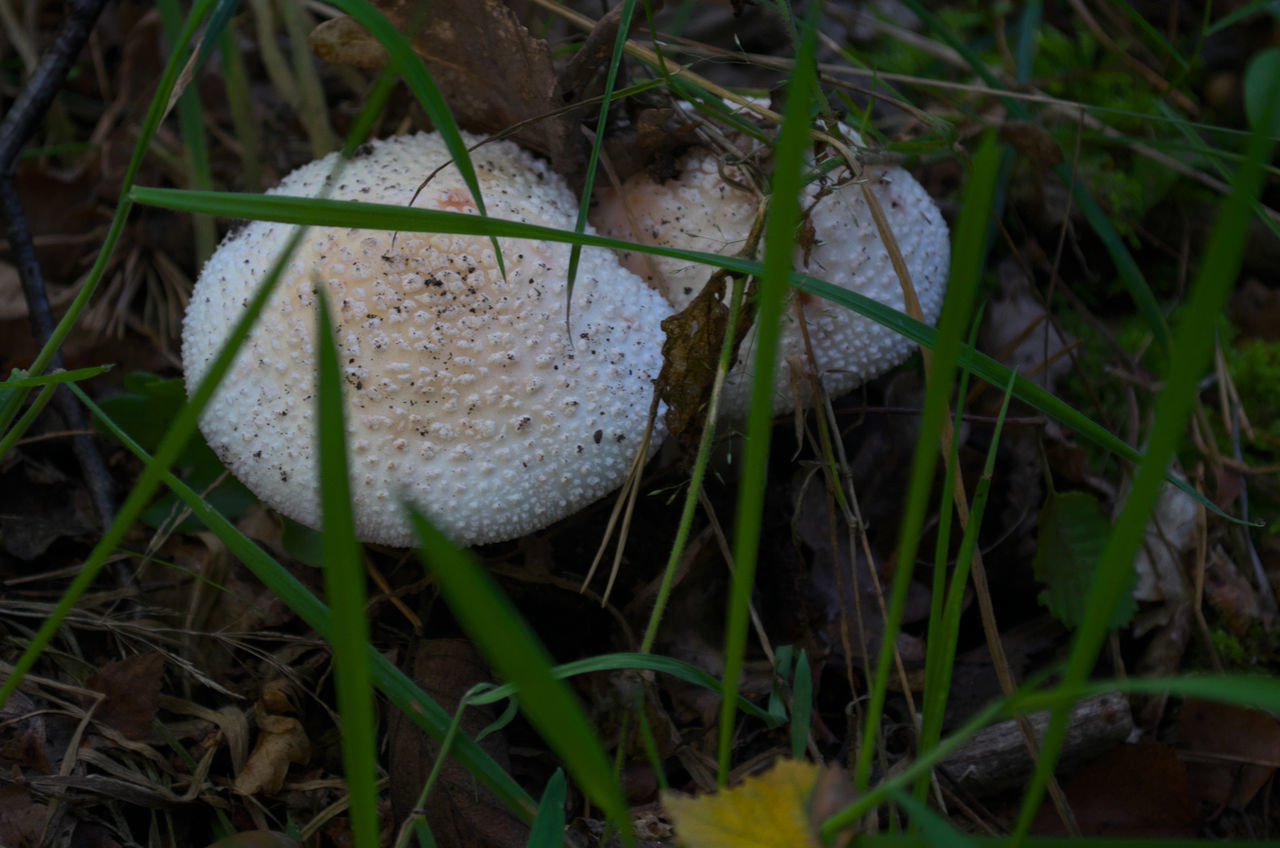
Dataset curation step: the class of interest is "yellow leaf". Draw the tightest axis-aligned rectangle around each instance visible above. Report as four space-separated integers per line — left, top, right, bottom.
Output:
663 759 854 848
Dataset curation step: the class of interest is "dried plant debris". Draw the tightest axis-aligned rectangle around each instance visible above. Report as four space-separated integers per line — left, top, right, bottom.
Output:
656 269 756 453
234 679 311 796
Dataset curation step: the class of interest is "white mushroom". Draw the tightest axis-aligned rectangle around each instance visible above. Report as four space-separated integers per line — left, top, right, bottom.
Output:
593 111 949 421
183 132 670 547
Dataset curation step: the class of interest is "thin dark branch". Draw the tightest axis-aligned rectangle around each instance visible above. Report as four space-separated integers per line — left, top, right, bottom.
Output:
0 0 122 578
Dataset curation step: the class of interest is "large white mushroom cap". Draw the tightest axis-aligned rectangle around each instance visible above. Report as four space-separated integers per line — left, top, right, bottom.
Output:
183 132 670 547
593 116 949 421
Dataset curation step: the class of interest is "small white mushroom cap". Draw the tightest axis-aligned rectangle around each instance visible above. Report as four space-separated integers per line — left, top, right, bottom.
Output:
183 132 670 547
593 119 949 420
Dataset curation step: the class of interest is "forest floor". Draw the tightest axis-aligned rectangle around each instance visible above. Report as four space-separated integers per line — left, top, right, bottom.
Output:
2 2 1280 847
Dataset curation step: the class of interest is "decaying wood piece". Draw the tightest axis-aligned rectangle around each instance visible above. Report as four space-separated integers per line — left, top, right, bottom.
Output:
939 692 1133 797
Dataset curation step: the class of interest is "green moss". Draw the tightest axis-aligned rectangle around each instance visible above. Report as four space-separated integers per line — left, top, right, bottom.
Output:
1211 628 1249 667
1226 338 1280 439
1209 618 1280 671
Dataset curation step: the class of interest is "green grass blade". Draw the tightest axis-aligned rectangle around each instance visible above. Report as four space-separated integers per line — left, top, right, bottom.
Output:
853 131 1001 793
158 0 216 264
565 0 637 324
525 768 566 848
71 384 536 817
1017 673 1280 715
789 649 812 760
897 0 1173 354
716 0 821 786
462 651 777 724
0 383 57 460
329 0 505 277
314 295 379 847
914 364 1016 804
126 186 1245 524
1010 67 1280 844
410 512 630 838
0 365 112 387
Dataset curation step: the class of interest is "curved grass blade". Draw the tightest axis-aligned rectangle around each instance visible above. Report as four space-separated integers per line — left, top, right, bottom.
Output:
0 365 112 387
127 185 1247 524
314 294 379 848
461 651 777 725
526 769 566 848
331 0 505 279
410 511 630 840
914 364 1017 805
565 0 638 327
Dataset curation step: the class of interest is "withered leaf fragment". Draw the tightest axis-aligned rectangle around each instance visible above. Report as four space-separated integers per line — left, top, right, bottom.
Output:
657 269 755 454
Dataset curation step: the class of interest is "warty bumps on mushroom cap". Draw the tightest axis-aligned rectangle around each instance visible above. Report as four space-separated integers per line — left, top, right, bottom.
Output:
592 108 950 421
182 132 670 548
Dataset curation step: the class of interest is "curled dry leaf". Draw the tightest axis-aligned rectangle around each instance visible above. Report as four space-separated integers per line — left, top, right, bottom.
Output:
234 680 311 796
234 714 310 797
657 270 747 451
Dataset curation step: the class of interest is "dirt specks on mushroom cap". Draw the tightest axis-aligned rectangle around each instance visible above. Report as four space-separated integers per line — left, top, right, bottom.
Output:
593 138 949 421
183 132 669 547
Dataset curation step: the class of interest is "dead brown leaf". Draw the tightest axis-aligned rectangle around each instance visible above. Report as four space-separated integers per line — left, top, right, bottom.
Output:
387 638 527 848
1032 742 1199 837
311 1 574 172
85 652 165 740
657 270 755 455
0 691 53 773
1205 546 1270 635
1176 697 1280 809
0 783 46 848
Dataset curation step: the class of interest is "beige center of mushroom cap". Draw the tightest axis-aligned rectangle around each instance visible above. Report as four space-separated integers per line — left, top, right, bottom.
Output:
183 132 671 547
